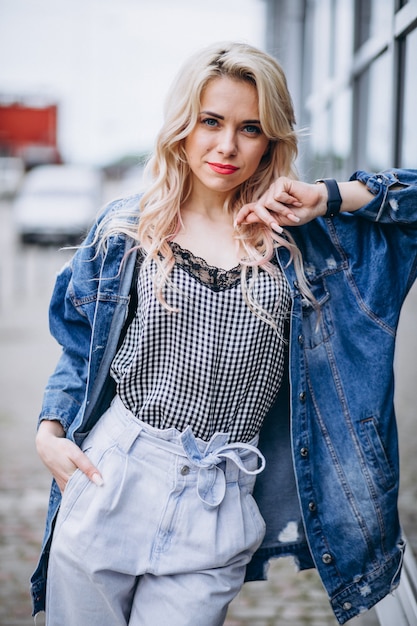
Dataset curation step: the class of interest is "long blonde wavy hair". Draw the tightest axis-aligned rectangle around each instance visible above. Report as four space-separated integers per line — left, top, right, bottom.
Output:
101 42 310 327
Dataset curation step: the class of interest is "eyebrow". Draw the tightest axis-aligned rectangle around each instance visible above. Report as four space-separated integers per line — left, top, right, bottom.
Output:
200 110 261 124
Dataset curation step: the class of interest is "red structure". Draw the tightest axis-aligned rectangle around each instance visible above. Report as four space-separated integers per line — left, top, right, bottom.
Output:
0 99 61 168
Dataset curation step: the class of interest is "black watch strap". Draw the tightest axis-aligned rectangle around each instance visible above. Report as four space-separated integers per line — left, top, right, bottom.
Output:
315 178 342 218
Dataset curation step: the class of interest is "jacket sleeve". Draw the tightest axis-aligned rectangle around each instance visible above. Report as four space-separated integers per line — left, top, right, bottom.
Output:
38 198 131 432
350 168 417 226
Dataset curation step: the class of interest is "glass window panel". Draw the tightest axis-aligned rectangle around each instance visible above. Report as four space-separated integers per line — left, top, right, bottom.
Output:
311 108 331 158
368 0 394 38
401 28 417 167
334 0 354 76
356 0 394 49
331 88 353 178
302 2 315 105
311 0 333 89
309 110 354 180
356 0 372 48
357 52 392 171
309 91 353 180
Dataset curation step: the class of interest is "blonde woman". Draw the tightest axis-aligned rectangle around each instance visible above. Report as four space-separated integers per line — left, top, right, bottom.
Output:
32 41 417 625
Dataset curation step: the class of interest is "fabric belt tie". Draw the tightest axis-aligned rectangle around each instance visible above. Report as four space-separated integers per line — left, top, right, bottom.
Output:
179 426 266 508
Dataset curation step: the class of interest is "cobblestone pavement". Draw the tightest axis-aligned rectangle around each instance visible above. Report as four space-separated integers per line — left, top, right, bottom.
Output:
1 201 416 625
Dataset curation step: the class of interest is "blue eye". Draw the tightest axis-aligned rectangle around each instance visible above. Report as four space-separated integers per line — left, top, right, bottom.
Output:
244 125 262 135
202 118 218 127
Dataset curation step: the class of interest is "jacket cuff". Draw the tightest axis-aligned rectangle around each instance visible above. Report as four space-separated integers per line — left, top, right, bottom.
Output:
349 169 402 196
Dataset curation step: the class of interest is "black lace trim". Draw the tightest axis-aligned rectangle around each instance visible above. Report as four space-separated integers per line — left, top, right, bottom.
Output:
169 242 241 292
139 242 278 293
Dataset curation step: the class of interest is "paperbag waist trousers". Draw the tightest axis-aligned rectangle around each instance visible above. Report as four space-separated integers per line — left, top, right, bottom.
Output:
45 396 266 626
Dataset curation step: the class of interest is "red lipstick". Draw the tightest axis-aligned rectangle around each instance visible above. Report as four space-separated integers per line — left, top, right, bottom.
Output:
207 162 239 175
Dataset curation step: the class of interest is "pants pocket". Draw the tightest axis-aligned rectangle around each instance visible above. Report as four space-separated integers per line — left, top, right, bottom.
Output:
244 491 267 550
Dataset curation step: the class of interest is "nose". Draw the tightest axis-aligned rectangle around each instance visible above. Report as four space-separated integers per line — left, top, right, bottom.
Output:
217 129 237 156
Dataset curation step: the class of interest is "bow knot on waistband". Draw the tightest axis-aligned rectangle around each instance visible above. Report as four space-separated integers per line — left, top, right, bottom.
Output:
179 427 265 508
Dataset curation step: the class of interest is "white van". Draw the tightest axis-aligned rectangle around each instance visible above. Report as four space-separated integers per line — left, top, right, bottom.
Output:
14 164 103 244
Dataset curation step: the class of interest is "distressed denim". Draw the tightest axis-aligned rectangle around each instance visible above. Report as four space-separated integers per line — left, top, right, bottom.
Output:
31 169 417 624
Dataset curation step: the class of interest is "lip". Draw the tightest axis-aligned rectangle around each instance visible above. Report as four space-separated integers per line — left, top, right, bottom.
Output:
207 162 239 175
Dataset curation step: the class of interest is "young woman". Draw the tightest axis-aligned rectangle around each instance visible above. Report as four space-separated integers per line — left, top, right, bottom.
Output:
31 41 417 625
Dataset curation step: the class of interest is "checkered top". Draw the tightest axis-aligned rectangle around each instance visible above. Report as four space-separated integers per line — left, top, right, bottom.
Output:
111 243 290 443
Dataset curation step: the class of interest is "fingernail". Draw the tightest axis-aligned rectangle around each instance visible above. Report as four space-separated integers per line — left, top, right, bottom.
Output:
271 222 283 233
288 214 300 223
92 473 104 487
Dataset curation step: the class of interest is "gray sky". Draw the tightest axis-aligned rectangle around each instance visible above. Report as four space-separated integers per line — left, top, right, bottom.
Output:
0 0 265 166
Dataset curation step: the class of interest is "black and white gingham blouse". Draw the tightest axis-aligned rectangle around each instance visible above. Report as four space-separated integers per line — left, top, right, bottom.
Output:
111 243 290 443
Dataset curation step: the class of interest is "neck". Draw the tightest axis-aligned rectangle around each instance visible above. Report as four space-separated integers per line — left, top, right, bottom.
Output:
183 186 232 218
181 202 228 222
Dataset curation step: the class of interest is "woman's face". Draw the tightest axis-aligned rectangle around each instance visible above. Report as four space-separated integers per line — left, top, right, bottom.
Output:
184 76 269 201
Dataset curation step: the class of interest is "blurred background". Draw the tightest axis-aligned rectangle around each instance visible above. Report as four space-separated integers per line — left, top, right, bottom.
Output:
0 1 416 625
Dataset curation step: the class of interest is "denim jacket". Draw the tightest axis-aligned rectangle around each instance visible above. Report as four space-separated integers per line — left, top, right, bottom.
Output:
31 169 417 624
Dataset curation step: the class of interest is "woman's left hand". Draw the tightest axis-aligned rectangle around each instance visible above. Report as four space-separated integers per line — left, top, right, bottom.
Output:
235 177 327 232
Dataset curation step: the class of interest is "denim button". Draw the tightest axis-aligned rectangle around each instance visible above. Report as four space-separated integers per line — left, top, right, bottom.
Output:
308 501 316 512
298 334 304 344
322 553 333 564
342 602 352 611
300 447 309 457
299 391 306 402
180 465 190 475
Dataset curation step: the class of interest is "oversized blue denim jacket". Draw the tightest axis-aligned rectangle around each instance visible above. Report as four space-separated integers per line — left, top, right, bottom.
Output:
31 169 417 624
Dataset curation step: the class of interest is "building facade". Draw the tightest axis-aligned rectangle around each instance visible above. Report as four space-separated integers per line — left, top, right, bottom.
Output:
263 0 417 180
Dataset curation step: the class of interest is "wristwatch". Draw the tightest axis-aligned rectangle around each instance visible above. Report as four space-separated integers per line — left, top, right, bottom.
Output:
315 178 342 218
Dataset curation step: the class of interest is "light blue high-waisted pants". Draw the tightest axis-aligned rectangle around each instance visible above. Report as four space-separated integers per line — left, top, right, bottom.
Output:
46 396 266 626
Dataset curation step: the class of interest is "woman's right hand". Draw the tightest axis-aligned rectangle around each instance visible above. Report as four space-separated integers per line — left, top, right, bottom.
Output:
36 419 103 493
